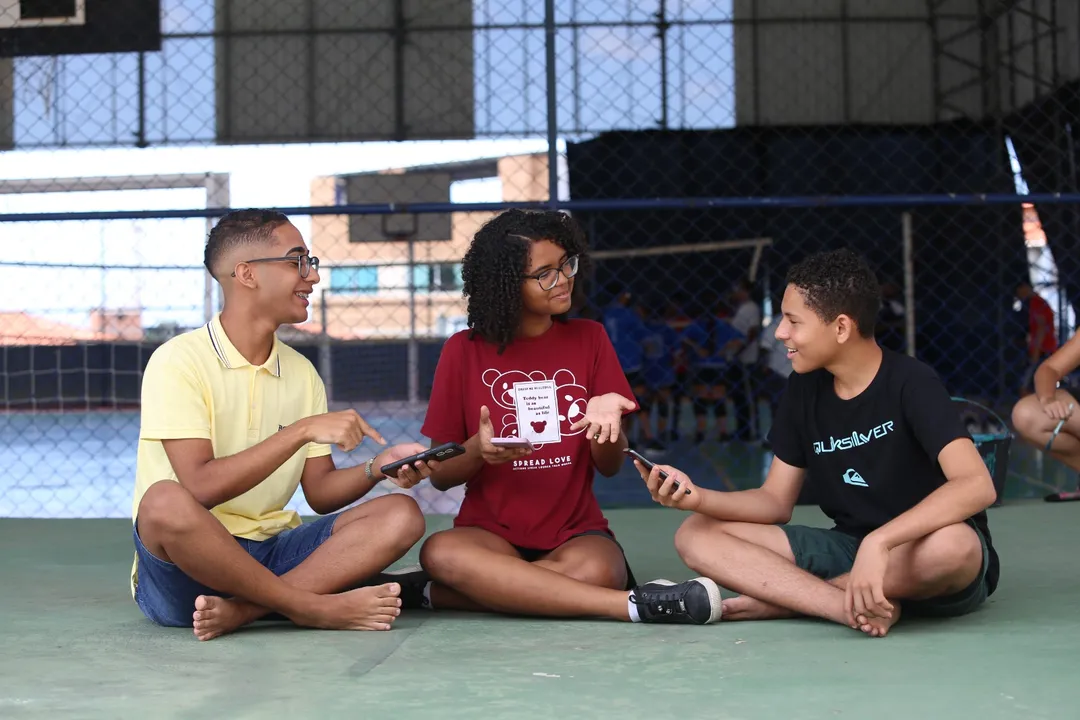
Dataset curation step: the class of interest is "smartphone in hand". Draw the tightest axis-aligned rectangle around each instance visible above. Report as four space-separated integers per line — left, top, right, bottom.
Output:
380 442 466 477
622 447 689 495
489 437 534 449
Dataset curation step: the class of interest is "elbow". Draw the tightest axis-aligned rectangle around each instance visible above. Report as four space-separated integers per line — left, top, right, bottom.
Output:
977 476 998 510
762 491 794 524
306 497 337 516
595 461 621 478
429 473 455 492
178 477 219 510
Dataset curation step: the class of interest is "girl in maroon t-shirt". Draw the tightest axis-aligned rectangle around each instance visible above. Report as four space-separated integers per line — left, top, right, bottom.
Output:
414 209 722 625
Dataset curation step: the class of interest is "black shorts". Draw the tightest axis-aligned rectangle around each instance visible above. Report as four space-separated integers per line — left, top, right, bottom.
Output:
513 529 637 590
780 520 991 618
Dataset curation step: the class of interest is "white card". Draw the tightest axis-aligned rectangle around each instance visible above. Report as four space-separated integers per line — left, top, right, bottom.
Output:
513 379 561 445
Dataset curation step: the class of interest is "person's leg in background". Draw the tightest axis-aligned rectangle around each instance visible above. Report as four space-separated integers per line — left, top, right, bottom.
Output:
691 367 714 445
756 366 789 449
670 366 688 442
1012 387 1080 501
725 362 756 442
648 384 673 452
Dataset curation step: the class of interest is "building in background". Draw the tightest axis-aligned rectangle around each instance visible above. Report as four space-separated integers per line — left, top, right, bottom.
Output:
306 152 550 340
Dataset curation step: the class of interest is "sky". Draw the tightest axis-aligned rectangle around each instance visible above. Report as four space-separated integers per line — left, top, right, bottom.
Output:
0 0 735 331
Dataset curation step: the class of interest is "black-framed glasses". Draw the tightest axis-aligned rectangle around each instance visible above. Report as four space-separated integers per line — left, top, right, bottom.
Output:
232 254 320 279
524 255 579 291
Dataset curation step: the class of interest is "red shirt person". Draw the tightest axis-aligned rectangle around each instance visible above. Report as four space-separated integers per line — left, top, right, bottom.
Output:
1016 281 1058 396
415 209 722 625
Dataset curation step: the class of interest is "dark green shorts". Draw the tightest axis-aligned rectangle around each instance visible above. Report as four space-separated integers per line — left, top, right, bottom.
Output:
779 520 990 618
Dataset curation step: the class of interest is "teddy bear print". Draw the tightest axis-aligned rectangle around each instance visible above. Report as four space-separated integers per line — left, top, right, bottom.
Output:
481 368 590 447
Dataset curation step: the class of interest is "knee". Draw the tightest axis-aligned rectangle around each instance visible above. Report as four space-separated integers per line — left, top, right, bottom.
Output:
913 525 982 589
379 494 426 546
1011 396 1048 441
559 554 626 590
418 531 460 581
137 480 200 536
674 514 726 571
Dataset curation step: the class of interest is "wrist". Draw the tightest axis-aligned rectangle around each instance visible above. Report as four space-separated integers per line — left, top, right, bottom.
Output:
365 455 385 482
288 418 314 445
864 529 892 551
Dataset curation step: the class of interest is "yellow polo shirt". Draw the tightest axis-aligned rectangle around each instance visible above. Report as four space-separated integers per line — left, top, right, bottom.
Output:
130 312 332 596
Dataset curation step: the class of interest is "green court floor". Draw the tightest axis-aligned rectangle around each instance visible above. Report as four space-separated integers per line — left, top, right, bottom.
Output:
1 500 1076 720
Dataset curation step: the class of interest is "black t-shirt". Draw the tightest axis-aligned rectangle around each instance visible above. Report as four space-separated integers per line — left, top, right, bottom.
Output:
769 349 999 595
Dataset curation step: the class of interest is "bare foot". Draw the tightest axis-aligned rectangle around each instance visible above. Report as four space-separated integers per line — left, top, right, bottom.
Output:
192 595 261 641
856 602 902 638
721 595 797 621
297 583 403 631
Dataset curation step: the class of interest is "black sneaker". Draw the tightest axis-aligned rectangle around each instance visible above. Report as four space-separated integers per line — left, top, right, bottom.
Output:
371 564 431 610
630 578 723 624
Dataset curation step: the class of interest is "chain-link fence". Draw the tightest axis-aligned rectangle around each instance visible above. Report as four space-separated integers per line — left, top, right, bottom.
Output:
3 1 1080 517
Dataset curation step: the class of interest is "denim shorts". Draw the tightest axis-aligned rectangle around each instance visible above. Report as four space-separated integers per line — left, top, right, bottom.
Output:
132 513 338 627
780 519 991 618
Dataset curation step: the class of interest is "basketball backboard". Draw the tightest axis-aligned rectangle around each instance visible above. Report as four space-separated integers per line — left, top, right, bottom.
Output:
0 0 159 57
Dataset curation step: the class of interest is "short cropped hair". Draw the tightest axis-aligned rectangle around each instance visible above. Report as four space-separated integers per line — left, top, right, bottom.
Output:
785 248 881 338
204 209 290 278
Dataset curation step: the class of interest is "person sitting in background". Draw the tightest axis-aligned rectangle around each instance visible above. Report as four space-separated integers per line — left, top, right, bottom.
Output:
639 298 680 452
756 311 793 442
1011 325 1080 502
681 296 744 443
725 278 763 441
633 248 999 637
130 209 437 641
602 286 651 447
1015 280 1058 397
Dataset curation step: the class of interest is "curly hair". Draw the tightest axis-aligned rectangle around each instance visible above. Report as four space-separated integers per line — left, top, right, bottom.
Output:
204 209 290 279
462 209 591 352
785 248 881 338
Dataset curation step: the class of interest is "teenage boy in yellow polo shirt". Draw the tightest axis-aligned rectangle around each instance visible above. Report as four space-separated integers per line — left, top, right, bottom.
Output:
131 209 437 641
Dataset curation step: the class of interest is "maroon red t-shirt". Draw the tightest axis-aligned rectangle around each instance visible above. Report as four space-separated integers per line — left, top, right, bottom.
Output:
421 319 635 550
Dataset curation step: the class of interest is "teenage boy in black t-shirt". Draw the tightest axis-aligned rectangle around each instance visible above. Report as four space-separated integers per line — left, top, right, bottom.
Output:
632 249 1000 637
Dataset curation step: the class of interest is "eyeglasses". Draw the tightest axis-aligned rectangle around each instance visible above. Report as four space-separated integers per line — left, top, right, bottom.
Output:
232 254 320 279
524 255 579 291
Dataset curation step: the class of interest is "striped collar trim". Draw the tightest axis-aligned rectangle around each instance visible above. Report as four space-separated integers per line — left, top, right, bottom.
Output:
206 313 282 377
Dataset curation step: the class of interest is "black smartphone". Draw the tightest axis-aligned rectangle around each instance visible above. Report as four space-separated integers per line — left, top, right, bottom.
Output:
380 442 466 477
622 448 690 495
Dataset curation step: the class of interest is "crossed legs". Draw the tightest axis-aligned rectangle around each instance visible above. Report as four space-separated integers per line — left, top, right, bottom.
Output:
673 515 984 637
419 527 632 619
135 480 425 640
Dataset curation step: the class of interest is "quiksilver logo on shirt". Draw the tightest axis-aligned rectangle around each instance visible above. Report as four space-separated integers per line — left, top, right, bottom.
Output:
813 421 895 454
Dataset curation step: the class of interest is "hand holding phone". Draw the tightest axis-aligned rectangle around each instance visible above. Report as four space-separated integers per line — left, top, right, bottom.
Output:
622 444 686 496
379 442 466 478
622 444 695 507
477 405 533 465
